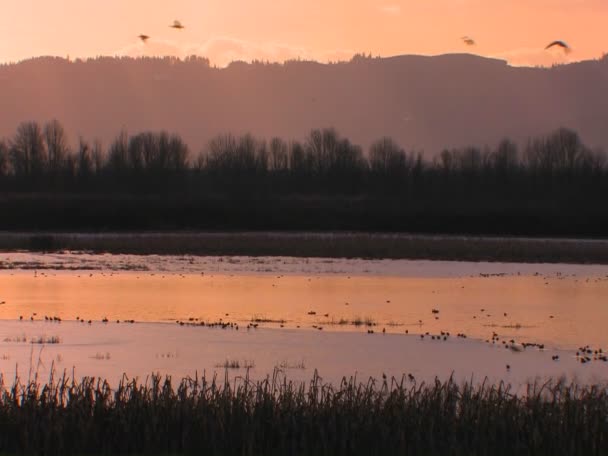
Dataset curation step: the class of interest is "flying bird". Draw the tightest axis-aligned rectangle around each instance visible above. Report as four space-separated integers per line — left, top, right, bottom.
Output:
170 20 185 30
545 40 571 53
138 34 150 43
461 36 475 46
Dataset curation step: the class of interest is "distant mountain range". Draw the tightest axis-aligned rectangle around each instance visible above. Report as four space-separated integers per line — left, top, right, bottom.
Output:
1 53 607 154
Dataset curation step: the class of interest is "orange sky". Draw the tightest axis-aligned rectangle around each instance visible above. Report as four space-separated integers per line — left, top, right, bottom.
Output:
1 0 606 67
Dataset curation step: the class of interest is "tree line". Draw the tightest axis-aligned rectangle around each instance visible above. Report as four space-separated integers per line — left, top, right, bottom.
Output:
0 119 606 202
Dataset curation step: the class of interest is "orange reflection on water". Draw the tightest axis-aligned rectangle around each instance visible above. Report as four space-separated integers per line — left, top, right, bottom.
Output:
0 271 606 350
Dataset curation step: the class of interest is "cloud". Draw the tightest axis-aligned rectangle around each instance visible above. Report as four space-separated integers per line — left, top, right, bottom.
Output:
115 39 185 60
493 46 572 67
115 37 355 67
114 35 588 69
379 4 401 15
113 37 601 70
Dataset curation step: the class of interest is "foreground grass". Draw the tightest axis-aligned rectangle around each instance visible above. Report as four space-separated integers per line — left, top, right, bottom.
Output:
0 371 606 455
3 231 608 264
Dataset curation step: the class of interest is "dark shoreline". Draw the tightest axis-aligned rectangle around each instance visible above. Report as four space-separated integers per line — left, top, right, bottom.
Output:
2 231 608 264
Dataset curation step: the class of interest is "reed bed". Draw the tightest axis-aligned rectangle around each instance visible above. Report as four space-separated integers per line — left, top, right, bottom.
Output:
0 371 606 455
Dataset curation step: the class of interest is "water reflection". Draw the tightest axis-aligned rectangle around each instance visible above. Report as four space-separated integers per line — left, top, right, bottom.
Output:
1 270 607 350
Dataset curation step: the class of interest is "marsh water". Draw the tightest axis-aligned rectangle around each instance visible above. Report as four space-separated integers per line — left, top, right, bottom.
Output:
1 252 607 351
1 251 608 387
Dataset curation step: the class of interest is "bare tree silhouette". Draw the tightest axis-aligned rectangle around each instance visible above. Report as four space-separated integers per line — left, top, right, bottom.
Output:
44 119 69 175
1 118 607 235
10 121 47 177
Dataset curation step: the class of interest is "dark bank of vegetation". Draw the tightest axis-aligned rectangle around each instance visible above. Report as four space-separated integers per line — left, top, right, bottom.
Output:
0 371 606 456
3 232 608 264
1 119 608 236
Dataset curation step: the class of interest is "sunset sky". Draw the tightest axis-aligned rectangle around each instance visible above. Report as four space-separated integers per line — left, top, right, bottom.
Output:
0 0 606 67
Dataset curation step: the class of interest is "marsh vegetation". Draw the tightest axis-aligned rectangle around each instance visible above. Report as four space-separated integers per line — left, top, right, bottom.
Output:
0 371 605 455
214 359 256 369
3 231 608 263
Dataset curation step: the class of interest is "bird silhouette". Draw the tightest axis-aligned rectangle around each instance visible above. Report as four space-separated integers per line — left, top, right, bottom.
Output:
461 36 475 46
170 20 185 30
545 40 571 53
138 34 150 43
